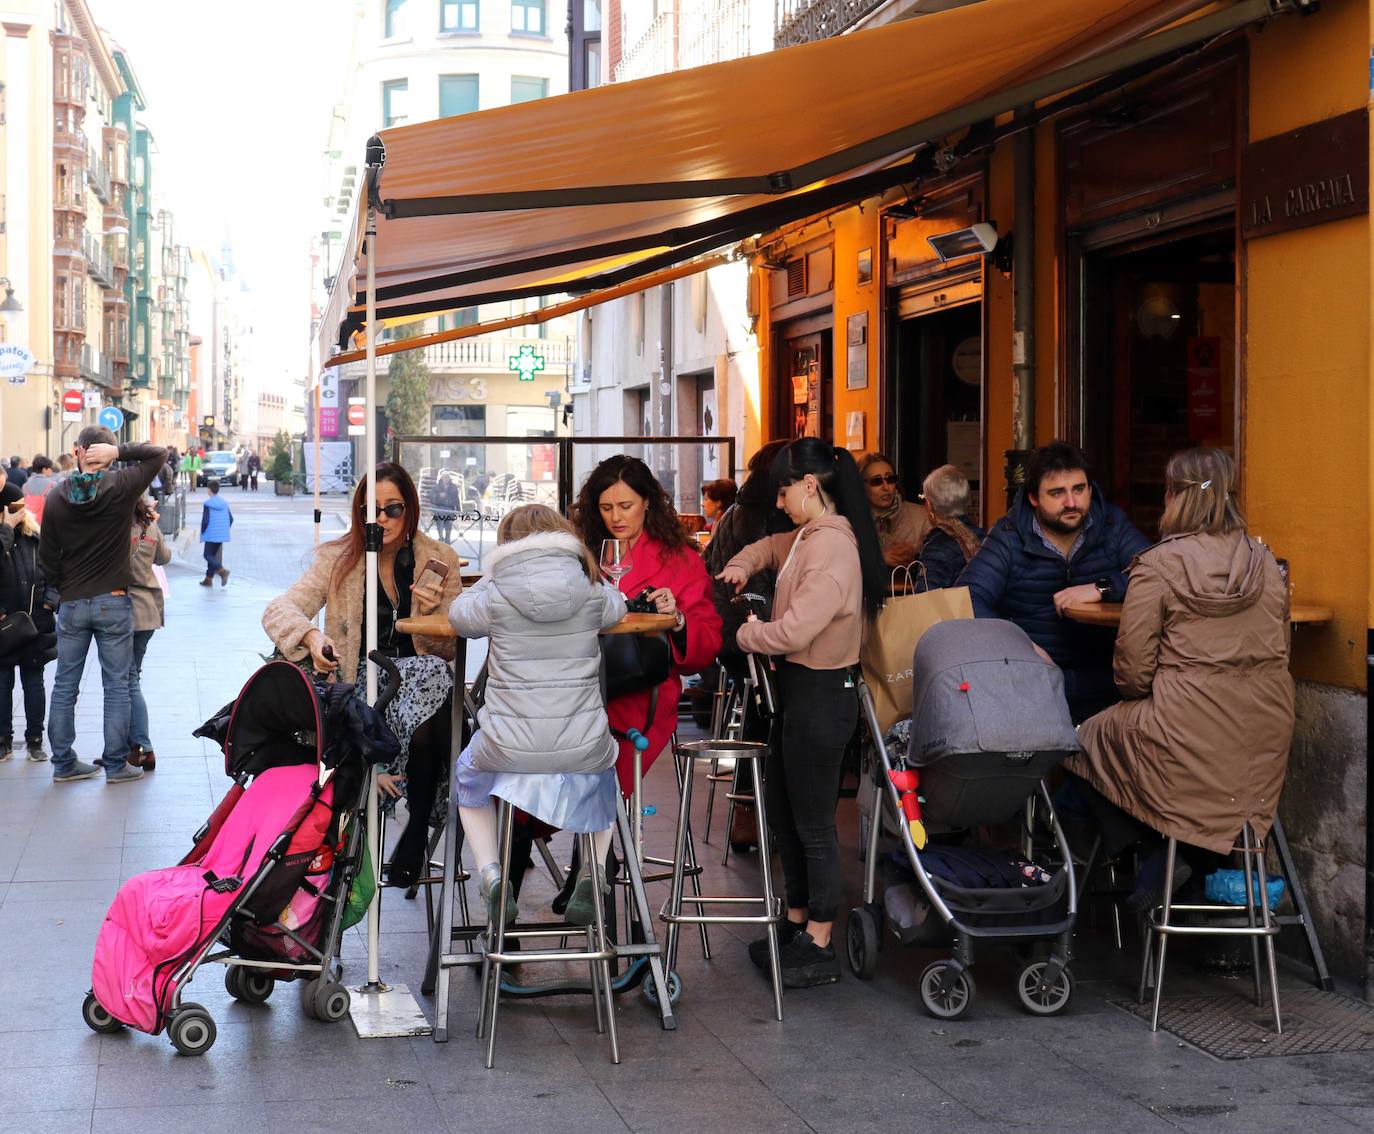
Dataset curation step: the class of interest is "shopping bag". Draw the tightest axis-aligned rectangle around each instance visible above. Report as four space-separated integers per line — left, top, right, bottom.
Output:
861 568 973 733
152 563 171 599
342 837 376 931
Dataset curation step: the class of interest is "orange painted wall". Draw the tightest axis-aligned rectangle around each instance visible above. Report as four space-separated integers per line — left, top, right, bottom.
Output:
828 208 882 453
1243 0 1370 690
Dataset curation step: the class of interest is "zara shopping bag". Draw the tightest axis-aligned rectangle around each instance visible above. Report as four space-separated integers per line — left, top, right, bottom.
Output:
860 568 973 733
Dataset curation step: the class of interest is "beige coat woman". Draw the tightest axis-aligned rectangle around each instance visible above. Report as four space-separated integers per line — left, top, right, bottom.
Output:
1069 530 1294 854
261 532 462 684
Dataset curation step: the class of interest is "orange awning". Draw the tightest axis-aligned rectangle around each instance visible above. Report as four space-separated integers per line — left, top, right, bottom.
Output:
317 0 1283 368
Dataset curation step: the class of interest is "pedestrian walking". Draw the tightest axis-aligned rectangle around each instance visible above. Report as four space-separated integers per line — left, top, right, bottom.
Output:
0 487 56 762
432 470 459 543
39 427 168 784
236 449 251 490
248 451 261 492
200 480 232 587
126 496 170 771
185 450 202 493
5 456 27 489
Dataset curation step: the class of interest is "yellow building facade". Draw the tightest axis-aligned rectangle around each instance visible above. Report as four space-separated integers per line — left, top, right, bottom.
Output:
749 1 1371 979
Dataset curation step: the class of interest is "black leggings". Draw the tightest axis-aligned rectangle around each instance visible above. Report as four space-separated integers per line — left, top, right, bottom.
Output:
765 662 858 924
387 695 452 885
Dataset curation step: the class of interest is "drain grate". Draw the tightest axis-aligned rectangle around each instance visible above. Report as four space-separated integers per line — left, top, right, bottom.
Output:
1112 989 1374 1059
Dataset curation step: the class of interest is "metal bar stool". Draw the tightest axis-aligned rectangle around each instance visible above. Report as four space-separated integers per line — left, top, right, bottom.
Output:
702 669 739 844
477 798 619 1067
662 739 784 1021
1137 821 1282 1034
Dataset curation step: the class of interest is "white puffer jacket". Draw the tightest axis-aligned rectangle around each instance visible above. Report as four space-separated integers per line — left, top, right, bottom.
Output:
449 530 627 774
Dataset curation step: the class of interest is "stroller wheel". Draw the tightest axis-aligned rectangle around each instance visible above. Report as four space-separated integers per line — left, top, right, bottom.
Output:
225 966 275 1004
168 1003 217 1056
1015 961 1073 1016
846 906 880 980
919 961 975 1021
82 991 124 1035
312 980 352 1023
299 978 320 1020
642 970 682 1008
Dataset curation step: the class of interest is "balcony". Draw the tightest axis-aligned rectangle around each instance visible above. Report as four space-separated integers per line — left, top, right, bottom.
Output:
54 332 83 381
613 12 676 82
679 0 758 67
774 0 887 47
81 344 113 388
86 147 110 203
83 230 115 288
420 334 573 374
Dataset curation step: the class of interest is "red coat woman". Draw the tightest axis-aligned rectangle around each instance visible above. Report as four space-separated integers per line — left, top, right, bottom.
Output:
575 457 723 796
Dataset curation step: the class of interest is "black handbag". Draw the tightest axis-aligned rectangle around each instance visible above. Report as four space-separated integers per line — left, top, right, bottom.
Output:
0 609 40 665
600 631 673 702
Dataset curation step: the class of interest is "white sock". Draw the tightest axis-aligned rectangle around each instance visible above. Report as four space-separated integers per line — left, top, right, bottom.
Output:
583 826 613 880
458 803 499 873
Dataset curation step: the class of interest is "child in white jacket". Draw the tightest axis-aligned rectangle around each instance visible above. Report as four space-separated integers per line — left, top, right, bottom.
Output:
450 504 626 926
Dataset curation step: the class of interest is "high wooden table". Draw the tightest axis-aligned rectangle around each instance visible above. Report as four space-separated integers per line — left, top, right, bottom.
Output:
396 608 680 1039
1062 601 1333 627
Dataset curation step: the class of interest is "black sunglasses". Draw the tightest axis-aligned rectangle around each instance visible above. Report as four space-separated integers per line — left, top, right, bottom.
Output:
865 474 899 487
377 502 406 519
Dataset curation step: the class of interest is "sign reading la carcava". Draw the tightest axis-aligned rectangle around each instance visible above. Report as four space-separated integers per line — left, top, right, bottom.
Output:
0 344 36 385
1241 108 1369 241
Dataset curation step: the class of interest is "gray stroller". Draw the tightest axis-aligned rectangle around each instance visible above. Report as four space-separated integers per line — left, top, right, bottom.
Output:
849 619 1082 1018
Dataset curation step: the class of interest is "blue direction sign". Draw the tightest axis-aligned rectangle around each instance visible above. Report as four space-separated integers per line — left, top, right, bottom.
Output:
97 406 125 433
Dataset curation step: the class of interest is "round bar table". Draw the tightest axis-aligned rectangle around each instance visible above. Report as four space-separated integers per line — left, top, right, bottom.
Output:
1062 602 1333 627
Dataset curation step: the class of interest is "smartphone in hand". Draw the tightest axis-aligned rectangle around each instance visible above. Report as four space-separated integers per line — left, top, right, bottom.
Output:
416 557 451 592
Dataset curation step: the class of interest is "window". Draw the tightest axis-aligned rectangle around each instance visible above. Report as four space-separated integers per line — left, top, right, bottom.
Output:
383 0 408 38
437 307 479 331
583 0 601 32
439 74 479 118
512 0 544 34
510 76 547 104
382 79 409 128
440 0 478 32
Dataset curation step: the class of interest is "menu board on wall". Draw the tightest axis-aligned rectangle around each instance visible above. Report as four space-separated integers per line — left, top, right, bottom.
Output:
1186 336 1222 441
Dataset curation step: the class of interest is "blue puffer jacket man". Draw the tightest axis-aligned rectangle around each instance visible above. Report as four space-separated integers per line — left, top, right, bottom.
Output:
955 448 1150 720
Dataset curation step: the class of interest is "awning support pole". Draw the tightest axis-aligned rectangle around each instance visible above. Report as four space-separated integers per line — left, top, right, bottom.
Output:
1005 105 1036 508
362 202 382 994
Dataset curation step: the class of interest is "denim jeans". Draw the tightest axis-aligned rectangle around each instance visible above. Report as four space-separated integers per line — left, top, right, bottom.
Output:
48 593 134 774
0 658 47 743
764 661 859 924
203 542 223 576
128 628 155 750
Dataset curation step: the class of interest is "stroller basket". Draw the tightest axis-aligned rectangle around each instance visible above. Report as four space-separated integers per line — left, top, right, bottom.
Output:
934 869 1069 929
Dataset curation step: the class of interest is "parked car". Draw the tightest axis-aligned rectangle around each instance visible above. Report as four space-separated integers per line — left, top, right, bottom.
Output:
199 450 238 487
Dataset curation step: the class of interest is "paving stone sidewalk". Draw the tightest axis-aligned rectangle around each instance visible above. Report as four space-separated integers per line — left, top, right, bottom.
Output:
3 492 1372 1133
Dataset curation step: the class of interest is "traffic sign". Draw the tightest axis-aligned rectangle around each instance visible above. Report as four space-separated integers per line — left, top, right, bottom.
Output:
62 388 84 422
347 398 366 436
98 406 125 433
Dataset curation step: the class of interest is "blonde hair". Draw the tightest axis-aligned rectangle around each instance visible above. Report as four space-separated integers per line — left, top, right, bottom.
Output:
6 505 38 538
1160 448 1246 537
497 503 599 581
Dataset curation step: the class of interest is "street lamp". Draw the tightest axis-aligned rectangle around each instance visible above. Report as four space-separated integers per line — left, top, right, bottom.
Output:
0 278 23 327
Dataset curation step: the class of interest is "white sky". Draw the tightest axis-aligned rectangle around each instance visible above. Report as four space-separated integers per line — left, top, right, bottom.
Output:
96 0 353 383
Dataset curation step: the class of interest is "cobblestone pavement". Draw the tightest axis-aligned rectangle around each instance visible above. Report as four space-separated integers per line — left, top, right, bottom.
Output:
3 492 1373 1133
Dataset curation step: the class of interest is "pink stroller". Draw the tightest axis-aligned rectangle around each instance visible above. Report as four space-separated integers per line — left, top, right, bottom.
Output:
82 659 399 1055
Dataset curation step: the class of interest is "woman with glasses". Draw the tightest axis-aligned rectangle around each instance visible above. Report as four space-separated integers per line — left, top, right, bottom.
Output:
263 462 464 885
857 452 930 570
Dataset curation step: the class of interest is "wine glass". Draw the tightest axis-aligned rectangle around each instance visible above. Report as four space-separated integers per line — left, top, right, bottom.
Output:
600 538 632 586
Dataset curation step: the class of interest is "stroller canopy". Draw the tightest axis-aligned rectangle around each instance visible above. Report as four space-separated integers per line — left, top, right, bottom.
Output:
196 661 400 780
909 620 1080 767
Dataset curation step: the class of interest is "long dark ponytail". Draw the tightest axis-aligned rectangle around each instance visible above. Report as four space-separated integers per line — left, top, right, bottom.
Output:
772 437 886 620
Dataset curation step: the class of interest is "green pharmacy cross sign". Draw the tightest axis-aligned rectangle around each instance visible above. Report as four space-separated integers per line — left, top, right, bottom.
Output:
509 343 546 382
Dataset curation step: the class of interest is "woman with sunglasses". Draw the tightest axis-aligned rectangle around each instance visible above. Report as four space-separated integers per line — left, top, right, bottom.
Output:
857 452 929 569
263 462 464 885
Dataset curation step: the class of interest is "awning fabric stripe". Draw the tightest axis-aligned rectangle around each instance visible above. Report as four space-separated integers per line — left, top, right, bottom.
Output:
317 0 1275 367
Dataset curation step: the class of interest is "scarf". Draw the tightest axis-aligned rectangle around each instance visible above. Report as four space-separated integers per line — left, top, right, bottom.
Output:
68 471 104 505
929 513 983 563
871 492 905 537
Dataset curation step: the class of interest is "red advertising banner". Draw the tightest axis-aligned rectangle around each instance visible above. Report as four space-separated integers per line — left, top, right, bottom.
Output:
1186 336 1222 441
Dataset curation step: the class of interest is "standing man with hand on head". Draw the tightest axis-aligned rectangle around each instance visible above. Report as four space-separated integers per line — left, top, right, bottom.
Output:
39 428 168 783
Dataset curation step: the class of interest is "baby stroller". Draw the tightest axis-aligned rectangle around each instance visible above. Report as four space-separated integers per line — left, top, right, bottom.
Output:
82 657 399 1055
848 619 1081 1019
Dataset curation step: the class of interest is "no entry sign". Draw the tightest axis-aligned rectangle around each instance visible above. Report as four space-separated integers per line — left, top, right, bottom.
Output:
347 398 366 436
62 388 84 421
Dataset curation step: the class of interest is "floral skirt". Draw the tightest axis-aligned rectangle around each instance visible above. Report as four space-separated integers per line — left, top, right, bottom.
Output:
380 653 454 827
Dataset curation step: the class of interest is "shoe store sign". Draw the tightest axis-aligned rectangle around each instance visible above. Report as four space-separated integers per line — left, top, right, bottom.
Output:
1242 108 1368 241
0 344 35 384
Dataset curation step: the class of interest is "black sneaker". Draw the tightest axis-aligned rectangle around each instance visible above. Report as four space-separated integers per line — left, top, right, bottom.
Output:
749 918 802 970
779 930 841 989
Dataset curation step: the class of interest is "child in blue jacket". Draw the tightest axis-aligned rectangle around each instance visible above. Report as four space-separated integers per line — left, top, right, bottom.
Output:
200 480 233 586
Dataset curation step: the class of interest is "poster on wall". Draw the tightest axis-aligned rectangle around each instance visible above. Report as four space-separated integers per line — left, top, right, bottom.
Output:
1186 336 1222 441
318 368 340 438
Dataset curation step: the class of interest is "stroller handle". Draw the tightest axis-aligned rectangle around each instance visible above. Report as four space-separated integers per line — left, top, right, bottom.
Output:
368 650 404 716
